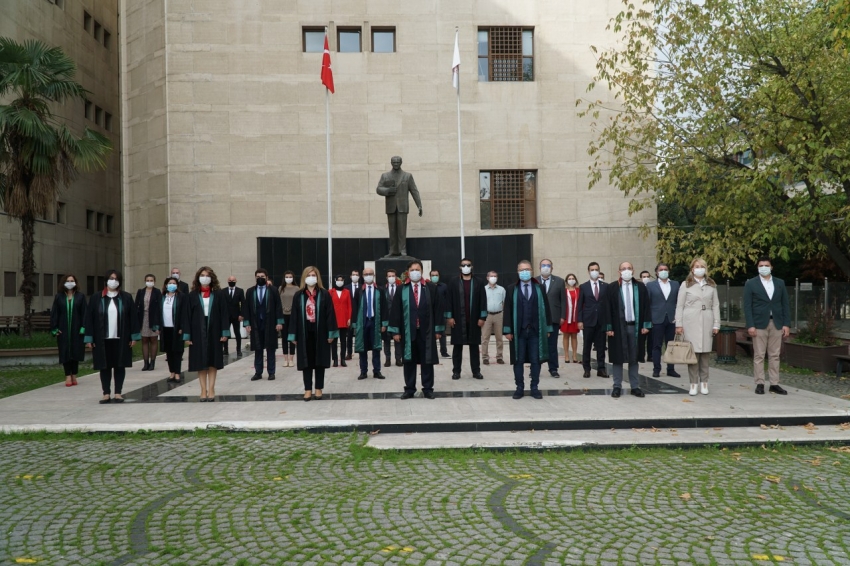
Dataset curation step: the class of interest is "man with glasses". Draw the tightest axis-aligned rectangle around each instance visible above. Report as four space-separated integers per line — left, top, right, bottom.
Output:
447 258 488 380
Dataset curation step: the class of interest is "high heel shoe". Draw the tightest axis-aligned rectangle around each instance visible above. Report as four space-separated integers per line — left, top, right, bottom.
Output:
65 378 73 387
71 377 78 386
303 391 312 401
314 389 323 400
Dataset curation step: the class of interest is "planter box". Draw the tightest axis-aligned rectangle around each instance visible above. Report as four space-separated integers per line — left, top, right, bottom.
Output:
0 347 88 367
782 342 849 373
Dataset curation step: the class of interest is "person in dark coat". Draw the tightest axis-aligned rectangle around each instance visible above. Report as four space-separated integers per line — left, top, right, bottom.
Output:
288 266 339 401
603 261 652 399
223 274 245 357
502 260 553 400
159 277 187 382
84 270 141 404
389 259 446 399
170 267 190 295
135 274 163 372
429 268 451 358
577 261 609 378
182 266 230 401
243 268 284 381
50 274 87 387
447 258 488 380
352 266 388 379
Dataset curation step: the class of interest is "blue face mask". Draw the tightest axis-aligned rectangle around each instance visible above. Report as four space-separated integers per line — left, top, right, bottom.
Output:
431 276 439 284
166 284 177 293
518 270 532 282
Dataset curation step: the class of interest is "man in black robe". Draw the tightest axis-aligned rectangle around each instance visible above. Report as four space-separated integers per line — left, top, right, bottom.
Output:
447 257 487 380
243 268 284 381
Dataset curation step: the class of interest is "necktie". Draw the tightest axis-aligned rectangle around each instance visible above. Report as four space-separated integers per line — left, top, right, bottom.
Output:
259 287 264 304
524 283 530 300
367 286 373 318
413 283 419 306
593 282 599 300
625 283 634 322
390 285 395 300
230 288 234 298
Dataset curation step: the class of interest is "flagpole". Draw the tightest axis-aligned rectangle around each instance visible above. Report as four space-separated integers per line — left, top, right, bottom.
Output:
326 86 332 280
454 27 466 258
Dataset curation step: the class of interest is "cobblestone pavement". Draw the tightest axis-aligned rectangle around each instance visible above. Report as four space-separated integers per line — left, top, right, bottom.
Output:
2 433 850 565
708 357 850 400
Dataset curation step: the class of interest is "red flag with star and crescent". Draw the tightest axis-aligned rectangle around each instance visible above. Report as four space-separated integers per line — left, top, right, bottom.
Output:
321 34 334 93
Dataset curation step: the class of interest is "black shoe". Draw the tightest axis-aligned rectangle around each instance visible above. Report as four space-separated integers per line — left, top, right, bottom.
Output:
223 350 229 356
395 359 403 367
345 355 352 360
142 360 150 371
755 384 765 395
531 390 543 400
597 370 609 378
472 373 484 380
149 360 156 371
268 375 275 381
441 353 451 358
652 371 661 378
236 349 242 356
583 371 591 378
373 372 386 380
637 357 645 363
483 359 490 365
333 361 338 367
357 373 368 380
423 391 435 399
512 390 524 400
400 391 415 399
549 370 560 378
452 373 461 380
250 374 262 381
496 359 505 364
769 385 788 395
341 360 347 367
611 387 621 398
667 370 681 378
385 358 392 367
630 388 645 398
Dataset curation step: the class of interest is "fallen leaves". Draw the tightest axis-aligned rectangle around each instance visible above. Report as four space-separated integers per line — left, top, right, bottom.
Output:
682 399 693 403
679 492 692 501
752 554 786 562
760 424 784 430
828 446 850 453
836 422 850 431
369 430 380 436
755 495 768 500
802 422 818 432
15 475 43 480
381 545 414 554
508 474 533 479
763 475 781 484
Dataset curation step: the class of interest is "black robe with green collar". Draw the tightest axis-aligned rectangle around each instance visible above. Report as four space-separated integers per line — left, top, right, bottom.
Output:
351 284 388 353
286 288 340 370
84 290 142 370
182 289 231 371
447 275 488 345
242 284 285 350
388 281 446 364
50 292 87 364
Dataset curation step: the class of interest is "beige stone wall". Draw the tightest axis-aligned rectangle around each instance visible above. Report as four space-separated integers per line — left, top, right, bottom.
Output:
0 0 121 315
121 0 656 285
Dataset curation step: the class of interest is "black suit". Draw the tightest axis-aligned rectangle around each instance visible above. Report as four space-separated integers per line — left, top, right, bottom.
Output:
576 279 608 372
345 281 361 357
382 282 402 364
176 281 190 295
223 285 245 353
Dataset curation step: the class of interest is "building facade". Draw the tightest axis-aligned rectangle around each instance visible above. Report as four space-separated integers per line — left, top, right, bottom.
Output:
0 0 122 315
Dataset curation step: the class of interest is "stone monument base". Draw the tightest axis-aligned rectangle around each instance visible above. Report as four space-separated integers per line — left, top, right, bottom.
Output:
375 256 417 282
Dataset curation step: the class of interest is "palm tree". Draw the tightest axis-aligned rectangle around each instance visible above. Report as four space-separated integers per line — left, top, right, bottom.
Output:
0 38 112 338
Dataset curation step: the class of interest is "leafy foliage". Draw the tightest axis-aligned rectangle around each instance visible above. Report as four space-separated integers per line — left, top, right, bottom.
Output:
794 305 840 346
579 0 850 279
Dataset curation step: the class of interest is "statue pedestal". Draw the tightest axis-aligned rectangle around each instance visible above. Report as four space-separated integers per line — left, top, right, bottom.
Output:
375 256 417 282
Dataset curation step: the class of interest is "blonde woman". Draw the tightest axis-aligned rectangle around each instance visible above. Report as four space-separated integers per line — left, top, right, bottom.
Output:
287 266 339 401
674 258 721 395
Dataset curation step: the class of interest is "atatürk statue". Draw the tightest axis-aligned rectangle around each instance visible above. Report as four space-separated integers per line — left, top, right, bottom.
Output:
376 156 422 257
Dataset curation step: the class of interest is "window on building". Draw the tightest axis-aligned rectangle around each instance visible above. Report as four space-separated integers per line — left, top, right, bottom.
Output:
371 27 396 53
56 201 67 224
103 29 111 49
337 27 362 53
83 11 92 33
86 276 95 295
4 272 16 298
96 212 105 232
86 209 95 230
94 21 102 42
106 215 114 234
104 112 112 131
302 27 325 53
84 100 93 120
95 106 103 127
479 170 537 229
43 273 53 297
478 27 533 82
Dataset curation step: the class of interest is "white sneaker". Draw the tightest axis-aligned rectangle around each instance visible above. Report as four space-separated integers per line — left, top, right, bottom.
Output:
689 384 698 396
700 383 709 395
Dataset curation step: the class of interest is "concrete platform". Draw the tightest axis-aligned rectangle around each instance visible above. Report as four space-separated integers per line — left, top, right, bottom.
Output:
1 350 849 447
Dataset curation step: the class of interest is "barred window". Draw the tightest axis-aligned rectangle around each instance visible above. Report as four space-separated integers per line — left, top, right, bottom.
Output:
480 170 537 229
478 27 533 82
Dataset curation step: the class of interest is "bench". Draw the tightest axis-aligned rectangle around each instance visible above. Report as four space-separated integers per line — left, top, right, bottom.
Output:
736 337 754 357
836 355 850 379
0 315 19 334
30 315 51 332
0 315 52 334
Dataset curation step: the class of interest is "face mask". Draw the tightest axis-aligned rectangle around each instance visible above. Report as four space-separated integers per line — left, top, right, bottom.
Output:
567 279 576 286
171 273 180 280
409 270 422 282
387 276 396 285
305 276 318 286
363 275 374 284
256 277 267 287
64 282 76 290
488 277 498 285
693 268 706 277
285 277 294 284
461 266 472 275
228 281 236 287
145 281 155 288
166 284 177 293
335 280 344 288
658 270 669 280
106 279 120 290
518 270 532 282
599 278 605 282
589 270 600 280
430 276 439 284
642 277 651 284
199 276 211 286
540 266 552 276
351 275 359 283
758 266 771 277
620 270 633 281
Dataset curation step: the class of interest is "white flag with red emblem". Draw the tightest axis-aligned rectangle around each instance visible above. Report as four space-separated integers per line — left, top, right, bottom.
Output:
321 34 334 93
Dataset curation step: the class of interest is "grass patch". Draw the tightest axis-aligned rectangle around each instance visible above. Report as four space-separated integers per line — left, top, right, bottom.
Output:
0 332 58 349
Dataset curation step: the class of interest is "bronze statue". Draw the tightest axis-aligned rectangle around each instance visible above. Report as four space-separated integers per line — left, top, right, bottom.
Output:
376 156 422 257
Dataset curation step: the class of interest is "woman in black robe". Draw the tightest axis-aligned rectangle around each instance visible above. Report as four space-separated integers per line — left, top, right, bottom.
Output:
287 266 338 401
159 276 187 382
50 274 88 387
84 270 141 404
182 266 230 401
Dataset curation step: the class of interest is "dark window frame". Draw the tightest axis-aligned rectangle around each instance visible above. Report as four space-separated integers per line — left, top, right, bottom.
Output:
83 11 92 33
478 26 534 82
479 169 537 230
337 26 362 53
371 27 396 53
302 26 325 53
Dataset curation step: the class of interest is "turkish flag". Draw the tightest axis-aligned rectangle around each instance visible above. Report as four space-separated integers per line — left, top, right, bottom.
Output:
321 34 334 93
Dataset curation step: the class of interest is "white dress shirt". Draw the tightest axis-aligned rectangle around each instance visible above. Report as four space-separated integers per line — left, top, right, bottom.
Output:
106 291 119 339
658 279 671 299
163 295 175 327
760 276 774 299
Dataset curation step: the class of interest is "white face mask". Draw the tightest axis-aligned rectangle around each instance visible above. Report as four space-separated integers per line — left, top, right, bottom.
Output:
106 279 120 290
540 265 552 276
285 277 294 284
693 267 706 277
335 280 344 288
64 282 76 290
758 266 771 277
488 276 498 285
351 275 359 283
658 270 669 280
620 269 633 281
409 270 422 282
171 273 180 280
145 281 155 288
641 277 651 284
599 278 605 282
363 275 374 284
305 276 318 287
589 270 600 280
461 266 472 275
199 276 211 286
567 279 576 286
387 276 396 285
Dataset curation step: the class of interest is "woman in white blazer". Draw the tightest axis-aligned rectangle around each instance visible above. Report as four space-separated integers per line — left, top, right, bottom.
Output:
675 258 721 395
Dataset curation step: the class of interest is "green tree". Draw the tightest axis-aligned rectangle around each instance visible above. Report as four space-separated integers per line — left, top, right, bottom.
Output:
0 38 111 337
579 0 850 278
